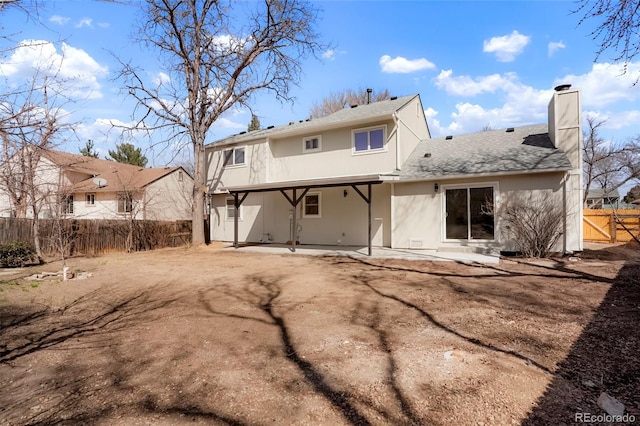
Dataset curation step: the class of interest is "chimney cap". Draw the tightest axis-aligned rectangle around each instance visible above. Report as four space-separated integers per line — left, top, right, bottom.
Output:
554 84 572 92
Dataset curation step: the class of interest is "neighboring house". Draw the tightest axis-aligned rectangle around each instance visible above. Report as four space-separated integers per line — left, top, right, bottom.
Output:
0 148 193 221
584 188 620 209
205 86 583 254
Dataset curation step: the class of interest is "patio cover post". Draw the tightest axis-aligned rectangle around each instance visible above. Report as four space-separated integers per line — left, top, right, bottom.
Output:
292 188 297 252
351 183 373 256
233 193 238 248
232 192 248 249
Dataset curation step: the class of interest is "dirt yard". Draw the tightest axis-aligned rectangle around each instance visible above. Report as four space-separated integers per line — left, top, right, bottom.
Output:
0 243 638 425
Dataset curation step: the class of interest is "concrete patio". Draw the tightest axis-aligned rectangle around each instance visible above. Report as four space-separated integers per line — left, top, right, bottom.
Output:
223 243 501 264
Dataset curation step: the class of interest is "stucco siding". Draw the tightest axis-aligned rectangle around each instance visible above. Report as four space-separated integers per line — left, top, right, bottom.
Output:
207 141 268 192
392 172 573 252
268 121 398 182
210 184 391 247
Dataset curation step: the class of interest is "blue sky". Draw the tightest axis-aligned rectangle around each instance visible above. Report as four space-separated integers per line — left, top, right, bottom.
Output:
1 0 639 171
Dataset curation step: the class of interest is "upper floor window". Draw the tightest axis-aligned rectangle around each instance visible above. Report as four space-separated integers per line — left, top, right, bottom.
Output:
223 147 245 166
86 193 95 206
353 126 385 153
303 135 322 153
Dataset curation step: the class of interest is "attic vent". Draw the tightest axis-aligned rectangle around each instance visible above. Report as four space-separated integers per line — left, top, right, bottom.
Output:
506 127 514 133
423 153 431 158
390 96 397 100
267 125 274 129
445 135 453 140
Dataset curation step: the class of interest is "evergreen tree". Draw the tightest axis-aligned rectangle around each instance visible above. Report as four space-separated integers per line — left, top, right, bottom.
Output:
107 143 148 167
79 140 99 158
248 114 261 131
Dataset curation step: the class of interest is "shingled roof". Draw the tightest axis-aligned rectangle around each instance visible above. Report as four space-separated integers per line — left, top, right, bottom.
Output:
399 124 572 180
40 149 182 193
207 95 419 147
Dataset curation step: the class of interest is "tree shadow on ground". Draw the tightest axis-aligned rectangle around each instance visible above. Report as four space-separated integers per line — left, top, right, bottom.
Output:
523 259 640 424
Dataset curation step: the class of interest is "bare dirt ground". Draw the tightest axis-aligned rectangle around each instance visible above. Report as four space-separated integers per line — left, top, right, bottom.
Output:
0 242 638 425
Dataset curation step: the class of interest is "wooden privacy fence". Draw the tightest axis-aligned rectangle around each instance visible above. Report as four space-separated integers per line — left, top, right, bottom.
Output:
583 209 640 243
0 218 191 257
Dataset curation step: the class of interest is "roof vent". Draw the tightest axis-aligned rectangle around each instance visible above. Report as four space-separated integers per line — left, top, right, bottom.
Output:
239 131 246 135
554 84 571 92
390 96 397 100
423 153 431 158
445 135 453 140
350 104 358 108
267 125 274 129
289 121 294 125
506 127 514 133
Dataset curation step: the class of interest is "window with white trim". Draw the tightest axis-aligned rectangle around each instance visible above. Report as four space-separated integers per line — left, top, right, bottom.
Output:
303 135 322 153
302 192 321 218
352 125 385 153
225 197 242 221
223 147 245 166
86 193 95 206
64 195 74 215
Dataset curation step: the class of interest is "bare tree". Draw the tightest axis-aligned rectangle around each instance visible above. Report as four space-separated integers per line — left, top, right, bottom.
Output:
118 0 326 246
310 88 391 119
496 193 564 258
582 116 640 205
0 66 75 262
573 0 640 81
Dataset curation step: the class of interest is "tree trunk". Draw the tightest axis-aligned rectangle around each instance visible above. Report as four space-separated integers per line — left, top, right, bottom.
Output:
30 206 45 264
192 141 206 246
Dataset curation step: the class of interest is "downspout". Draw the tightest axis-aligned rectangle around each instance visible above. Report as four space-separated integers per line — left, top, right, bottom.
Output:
392 113 401 170
562 171 568 254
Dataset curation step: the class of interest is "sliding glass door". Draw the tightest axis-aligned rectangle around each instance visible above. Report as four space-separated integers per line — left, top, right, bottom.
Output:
445 186 495 240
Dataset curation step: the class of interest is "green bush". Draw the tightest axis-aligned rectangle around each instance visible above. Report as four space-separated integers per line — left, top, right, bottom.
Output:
0 241 38 268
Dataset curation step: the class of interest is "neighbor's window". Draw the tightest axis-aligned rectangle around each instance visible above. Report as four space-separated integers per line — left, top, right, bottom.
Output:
303 135 322 153
223 147 245 166
117 193 133 214
353 126 385 153
64 195 74 215
86 193 95 206
303 192 321 218
225 197 242 221
444 185 495 240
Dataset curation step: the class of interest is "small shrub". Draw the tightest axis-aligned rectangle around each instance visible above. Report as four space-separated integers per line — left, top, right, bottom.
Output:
0 241 38 268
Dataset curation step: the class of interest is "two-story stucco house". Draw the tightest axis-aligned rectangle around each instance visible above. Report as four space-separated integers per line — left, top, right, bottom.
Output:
206 86 583 255
0 148 193 221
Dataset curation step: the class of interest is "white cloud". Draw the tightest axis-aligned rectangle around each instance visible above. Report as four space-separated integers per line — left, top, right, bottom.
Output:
153 72 171 86
379 55 436 74
435 69 520 96
548 41 566 57
0 40 108 99
75 18 93 29
555 62 640 108
483 30 530 62
49 15 70 26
